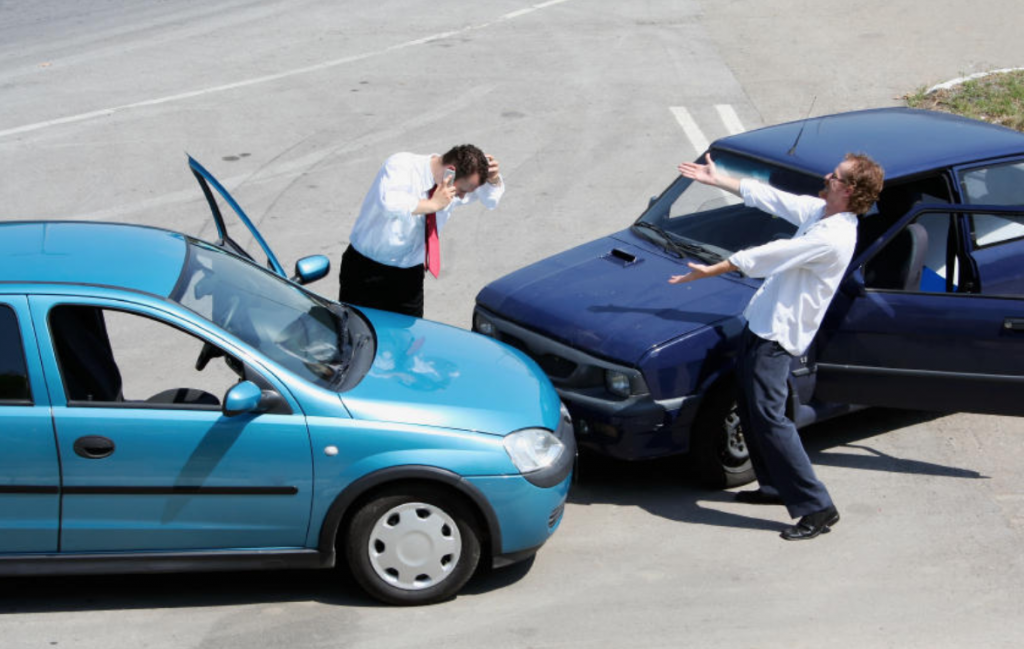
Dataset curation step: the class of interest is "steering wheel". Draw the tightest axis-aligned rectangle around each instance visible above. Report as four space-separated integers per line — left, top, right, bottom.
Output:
195 296 239 371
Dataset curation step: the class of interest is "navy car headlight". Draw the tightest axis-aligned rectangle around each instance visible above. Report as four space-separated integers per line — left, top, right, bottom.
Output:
605 369 631 397
503 428 565 473
473 312 498 338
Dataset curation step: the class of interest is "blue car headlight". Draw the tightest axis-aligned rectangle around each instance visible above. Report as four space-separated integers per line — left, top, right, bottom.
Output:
503 428 565 474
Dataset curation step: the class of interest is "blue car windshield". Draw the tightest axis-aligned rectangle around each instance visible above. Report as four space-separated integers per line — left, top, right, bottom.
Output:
171 240 371 390
635 150 824 261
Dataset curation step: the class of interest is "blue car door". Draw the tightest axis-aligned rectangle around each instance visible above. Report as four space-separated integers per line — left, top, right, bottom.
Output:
30 295 314 553
189 156 329 286
189 156 289 276
0 296 60 553
814 201 1024 415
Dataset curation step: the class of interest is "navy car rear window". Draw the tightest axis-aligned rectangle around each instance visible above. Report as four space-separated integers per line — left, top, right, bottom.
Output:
0 304 32 404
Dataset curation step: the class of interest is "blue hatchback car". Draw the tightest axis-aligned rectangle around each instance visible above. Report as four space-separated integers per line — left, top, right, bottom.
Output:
0 158 573 605
473 108 1024 487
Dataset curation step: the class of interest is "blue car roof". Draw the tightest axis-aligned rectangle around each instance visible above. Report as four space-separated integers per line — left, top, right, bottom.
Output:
714 107 1024 180
0 222 187 297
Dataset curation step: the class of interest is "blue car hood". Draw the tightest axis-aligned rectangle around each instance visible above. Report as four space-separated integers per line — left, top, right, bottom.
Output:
340 310 561 435
476 230 754 363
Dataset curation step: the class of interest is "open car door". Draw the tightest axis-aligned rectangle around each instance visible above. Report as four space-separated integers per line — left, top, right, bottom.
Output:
813 202 1024 416
189 156 328 285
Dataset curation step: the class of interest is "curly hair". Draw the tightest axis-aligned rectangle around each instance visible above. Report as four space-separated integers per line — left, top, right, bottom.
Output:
441 144 489 184
843 153 885 214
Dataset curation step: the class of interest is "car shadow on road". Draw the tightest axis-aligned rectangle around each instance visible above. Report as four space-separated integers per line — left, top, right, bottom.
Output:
0 557 531 613
801 407 987 479
0 568 377 614
0 553 534 614
569 450 784 533
567 407 986 532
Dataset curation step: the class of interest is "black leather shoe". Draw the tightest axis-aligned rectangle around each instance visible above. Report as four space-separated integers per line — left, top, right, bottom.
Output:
734 489 784 505
780 506 840 541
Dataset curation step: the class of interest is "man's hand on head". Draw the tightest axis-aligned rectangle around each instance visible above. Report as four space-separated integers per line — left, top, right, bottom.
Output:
485 154 502 186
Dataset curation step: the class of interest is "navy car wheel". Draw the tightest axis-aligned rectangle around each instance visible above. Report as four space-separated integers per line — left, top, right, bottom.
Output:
345 485 481 606
687 388 755 488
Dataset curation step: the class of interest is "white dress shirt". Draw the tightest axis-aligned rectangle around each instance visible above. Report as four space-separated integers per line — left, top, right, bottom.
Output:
728 179 858 356
348 152 505 268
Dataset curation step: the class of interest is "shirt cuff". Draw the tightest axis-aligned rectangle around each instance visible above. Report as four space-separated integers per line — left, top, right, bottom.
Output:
476 176 505 207
729 251 752 275
738 178 758 207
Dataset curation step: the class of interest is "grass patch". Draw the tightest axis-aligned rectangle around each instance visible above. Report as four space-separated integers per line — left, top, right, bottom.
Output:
906 69 1024 132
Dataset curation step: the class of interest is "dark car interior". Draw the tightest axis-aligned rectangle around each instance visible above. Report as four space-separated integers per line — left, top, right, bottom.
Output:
859 175 955 292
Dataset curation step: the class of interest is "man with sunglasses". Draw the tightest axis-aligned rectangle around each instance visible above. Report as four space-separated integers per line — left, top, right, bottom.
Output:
668 152 884 541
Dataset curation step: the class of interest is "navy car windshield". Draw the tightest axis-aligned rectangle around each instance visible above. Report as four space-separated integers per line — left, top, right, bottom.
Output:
635 150 824 261
171 240 373 390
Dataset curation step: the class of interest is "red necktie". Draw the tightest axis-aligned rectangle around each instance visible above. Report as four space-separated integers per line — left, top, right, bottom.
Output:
425 185 441 278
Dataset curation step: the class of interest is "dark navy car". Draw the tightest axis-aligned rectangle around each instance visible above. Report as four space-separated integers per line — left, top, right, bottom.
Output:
473 107 1024 487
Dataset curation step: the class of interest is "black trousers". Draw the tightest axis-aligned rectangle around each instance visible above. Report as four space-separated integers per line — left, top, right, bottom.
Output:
735 326 833 518
338 245 425 318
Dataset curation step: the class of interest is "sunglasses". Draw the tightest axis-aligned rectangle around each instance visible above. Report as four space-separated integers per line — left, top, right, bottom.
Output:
829 170 850 185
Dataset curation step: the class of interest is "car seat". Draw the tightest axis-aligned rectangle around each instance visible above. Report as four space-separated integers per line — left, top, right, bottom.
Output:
864 223 929 291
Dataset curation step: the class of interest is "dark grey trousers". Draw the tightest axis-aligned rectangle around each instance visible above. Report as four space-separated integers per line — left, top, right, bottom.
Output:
736 326 833 518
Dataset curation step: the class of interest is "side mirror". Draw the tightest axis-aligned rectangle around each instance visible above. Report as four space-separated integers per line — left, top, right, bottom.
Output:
649 196 659 208
223 381 263 417
292 255 331 285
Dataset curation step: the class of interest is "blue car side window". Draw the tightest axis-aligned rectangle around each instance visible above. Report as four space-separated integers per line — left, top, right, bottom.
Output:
0 304 31 404
49 305 237 409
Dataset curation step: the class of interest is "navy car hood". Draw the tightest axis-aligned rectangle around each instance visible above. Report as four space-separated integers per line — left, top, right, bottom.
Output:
476 229 755 363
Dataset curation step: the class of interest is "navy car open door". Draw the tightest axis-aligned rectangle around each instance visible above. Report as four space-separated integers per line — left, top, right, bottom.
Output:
813 202 1024 415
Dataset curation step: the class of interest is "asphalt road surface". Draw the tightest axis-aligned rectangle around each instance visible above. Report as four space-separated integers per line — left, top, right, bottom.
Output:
3 1 1024 647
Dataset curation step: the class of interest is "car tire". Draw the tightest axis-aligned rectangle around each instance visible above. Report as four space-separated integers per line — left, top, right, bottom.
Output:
344 485 482 606
686 387 755 489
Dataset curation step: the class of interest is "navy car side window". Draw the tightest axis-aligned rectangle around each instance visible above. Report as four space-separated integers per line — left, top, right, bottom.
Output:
961 162 1024 249
0 304 32 404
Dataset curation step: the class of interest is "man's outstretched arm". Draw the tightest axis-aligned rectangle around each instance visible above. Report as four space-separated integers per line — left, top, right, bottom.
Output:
668 259 739 284
678 153 741 196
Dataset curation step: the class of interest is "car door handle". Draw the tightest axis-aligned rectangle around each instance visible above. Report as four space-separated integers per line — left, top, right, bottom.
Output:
73 436 116 459
1004 318 1024 331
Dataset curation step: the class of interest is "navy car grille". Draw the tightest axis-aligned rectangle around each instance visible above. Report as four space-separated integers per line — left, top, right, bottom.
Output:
536 354 577 379
499 333 578 379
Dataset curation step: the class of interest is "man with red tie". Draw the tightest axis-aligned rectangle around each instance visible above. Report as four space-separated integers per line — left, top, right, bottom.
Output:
338 144 504 317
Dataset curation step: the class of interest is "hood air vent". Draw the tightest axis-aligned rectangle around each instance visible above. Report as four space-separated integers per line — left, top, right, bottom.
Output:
603 248 642 267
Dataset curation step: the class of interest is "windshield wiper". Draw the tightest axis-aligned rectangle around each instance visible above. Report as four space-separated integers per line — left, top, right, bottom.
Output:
328 304 375 388
330 333 369 389
632 222 724 263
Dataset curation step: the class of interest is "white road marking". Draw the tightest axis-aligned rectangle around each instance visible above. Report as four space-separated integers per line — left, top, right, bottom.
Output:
505 0 577 17
671 105 747 200
715 104 746 135
0 0 576 140
669 106 709 155
926 67 1024 93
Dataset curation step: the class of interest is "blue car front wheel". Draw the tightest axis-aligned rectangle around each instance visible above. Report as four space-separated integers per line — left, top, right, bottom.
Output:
345 485 482 605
